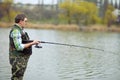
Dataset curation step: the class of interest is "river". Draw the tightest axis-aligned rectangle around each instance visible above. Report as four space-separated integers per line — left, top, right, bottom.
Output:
0 28 120 80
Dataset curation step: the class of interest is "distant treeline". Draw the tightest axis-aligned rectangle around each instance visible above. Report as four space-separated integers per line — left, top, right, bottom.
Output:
0 0 118 27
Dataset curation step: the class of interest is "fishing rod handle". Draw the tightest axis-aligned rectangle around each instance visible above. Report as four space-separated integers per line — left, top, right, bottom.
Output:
23 40 45 43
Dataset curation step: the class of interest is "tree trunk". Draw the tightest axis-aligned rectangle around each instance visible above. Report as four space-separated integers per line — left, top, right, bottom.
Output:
103 0 108 18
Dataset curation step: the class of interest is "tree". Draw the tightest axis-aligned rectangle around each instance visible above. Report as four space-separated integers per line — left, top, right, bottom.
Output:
104 4 116 27
0 0 15 22
103 0 108 18
79 1 100 25
59 1 100 25
2 0 13 22
52 0 54 10
59 0 73 24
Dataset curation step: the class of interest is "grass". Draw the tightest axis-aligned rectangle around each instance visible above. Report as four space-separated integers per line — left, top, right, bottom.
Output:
0 22 13 28
0 22 120 32
27 23 79 31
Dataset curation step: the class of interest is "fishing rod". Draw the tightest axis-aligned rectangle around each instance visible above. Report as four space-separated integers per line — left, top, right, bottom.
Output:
40 41 117 54
41 41 103 51
23 40 117 54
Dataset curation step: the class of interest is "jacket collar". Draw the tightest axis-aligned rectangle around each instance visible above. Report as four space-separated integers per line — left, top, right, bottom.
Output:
14 24 23 30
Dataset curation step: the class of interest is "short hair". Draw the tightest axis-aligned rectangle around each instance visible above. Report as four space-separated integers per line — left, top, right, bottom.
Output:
15 14 26 23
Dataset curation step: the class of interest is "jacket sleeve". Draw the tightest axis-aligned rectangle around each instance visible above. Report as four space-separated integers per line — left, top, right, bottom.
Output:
11 29 25 51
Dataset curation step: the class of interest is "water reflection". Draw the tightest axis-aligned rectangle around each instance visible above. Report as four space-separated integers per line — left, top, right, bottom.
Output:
0 28 120 80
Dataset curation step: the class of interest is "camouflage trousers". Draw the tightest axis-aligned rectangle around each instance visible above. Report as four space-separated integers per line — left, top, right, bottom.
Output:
9 53 30 80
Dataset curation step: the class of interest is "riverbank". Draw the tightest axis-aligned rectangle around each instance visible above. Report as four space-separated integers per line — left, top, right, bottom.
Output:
0 22 120 32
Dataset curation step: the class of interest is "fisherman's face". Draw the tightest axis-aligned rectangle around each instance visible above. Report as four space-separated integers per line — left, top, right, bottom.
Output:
19 18 27 29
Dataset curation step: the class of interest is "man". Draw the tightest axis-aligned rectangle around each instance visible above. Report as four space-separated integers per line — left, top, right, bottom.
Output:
9 14 40 80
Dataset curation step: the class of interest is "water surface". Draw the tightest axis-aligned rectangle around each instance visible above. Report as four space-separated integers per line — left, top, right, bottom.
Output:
0 28 120 80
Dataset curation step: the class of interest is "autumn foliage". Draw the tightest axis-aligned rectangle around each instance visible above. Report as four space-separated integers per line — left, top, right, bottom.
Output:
0 0 19 22
59 1 101 25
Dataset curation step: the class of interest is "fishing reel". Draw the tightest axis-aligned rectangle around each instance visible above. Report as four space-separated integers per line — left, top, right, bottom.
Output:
35 44 42 48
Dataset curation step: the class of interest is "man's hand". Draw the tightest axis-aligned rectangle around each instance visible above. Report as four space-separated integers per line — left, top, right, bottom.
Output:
31 40 40 45
24 40 40 49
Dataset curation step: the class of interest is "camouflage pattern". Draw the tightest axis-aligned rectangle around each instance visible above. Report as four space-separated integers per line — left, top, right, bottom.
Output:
9 25 32 80
9 52 30 80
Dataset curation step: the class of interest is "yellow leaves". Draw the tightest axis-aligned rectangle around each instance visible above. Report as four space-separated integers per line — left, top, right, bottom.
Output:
4 0 13 3
0 0 18 22
107 4 115 11
2 10 19 22
60 1 72 10
104 4 116 24
59 1 99 24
